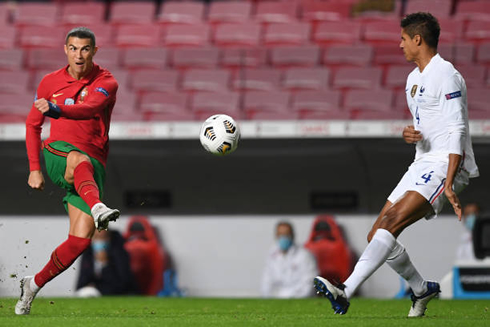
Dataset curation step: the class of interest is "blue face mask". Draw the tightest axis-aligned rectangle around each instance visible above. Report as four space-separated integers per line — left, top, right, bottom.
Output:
92 240 109 253
464 214 476 231
278 236 293 252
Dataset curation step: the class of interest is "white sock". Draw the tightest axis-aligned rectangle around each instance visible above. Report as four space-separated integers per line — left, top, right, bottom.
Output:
30 277 40 292
344 229 396 299
386 241 427 296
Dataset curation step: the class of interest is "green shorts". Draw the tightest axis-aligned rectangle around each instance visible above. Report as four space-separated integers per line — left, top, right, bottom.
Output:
43 141 105 216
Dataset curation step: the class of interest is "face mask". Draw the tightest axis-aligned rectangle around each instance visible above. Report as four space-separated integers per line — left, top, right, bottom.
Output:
278 236 293 252
464 214 476 231
92 240 109 253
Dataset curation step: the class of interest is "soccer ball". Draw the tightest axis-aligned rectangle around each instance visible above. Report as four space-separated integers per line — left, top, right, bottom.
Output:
199 114 240 156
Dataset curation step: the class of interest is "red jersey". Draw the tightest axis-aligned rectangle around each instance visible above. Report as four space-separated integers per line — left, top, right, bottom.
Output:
26 64 118 171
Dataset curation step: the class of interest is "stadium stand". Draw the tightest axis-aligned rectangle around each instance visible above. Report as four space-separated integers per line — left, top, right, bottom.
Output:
130 70 179 94
191 91 241 120
164 23 210 47
255 1 298 24
14 2 58 27
140 92 193 121
313 21 362 45
243 91 294 120
333 67 383 89
207 1 253 24
121 48 168 70
214 22 262 47
19 26 65 48
172 47 220 69
93 48 121 71
283 67 330 91
270 45 321 67
302 0 352 22
263 22 311 46
232 68 282 92
455 0 490 22
220 48 268 68
182 69 230 92
0 49 24 71
61 2 106 27
405 0 453 19
323 44 374 67
109 2 156 26
115 24 161 48
158 1 205 25
0 25 15 49
291 90 348 120
0 70 30 94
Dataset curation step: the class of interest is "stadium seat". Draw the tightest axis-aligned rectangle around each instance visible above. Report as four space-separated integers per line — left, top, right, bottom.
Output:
31 69 53 91
455 1 490 22
333 67 383 89
291 90 349 119
220 48 268 68
19 26 66 48
26 48 66 70
439 43 476 64
393 89 409 116
232 68 282 91
14 3 58 27
115 24 160 48
0 49 24 71
373 45 409 66
208 1 252 24
131 70 179 94
109 2 156 25
122 48 168 70
363 21 401 45
438 18 464 44
0 71 30 94
283 68 330 91
214 22 261 48
243 91 294 120
476 42 490 65
457 65 486 88
323 44 373 67
344 89 394 115
404 0 452 19
94 48 121 71
61 2 105 26
0 25 15 49
313 21 362 46
81 23 115 47
263 22 311 46
158 1 205 25
465 21 490 43
111 91 142 122
164 24 210 47
182 69 230 92
255 1 299 24
384 65 414 89
172 47 220 69
191 91 241 120
302 0 352 22
0 93 33 123
270 45 321 67
467 87 490 119
0 3 10 26
110 69 130 91
139 92 193 121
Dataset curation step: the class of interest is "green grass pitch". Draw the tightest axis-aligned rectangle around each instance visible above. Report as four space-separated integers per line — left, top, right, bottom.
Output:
0 297 488 327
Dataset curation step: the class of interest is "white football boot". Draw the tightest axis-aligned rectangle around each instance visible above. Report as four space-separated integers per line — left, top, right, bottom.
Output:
91 203 120 231
15 276 38 315
314 276 350 314
408 281 440 317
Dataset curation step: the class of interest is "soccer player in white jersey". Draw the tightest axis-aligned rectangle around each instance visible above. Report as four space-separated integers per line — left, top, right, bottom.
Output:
314 12 479 317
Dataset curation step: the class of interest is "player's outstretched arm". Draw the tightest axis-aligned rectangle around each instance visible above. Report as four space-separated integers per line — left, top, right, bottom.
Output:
402 125 422 144
444 153 463 220
28 170 45 191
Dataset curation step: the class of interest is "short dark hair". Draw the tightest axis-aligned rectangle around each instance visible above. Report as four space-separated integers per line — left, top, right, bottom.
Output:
65 27 96 47
401 12 440 49
276 221 295 241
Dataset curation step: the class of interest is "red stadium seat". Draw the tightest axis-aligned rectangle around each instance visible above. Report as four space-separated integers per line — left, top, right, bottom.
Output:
81 23 115 47
243 91 295 120
109 2 156 25
0 71 30 94
111 91 142 121
263 22 311 46
467 87 490 119
476 42 490 65
455 1 490 22
122 48 168 70
172 47 220 69
291 90 349 119
164 24 210 47
140 92 192 121
438 18 464 44
255 1 299 24
373 45 408 66
110 69 130 91
214 22 261 48
208 1 252 24
465 21 490 43
221 48 268 68
115 24 160 48
0 3 10 25
26 48 66 70
61 2 105 26
393 89 409 116
0 93 33 123
344 89 394 114
0 49 24 71
232 68 282 91
404 0 452 19
270 45 321 67
323 44 373 67
453 43 475 65
14 3 59 27
158 1 205 25
363 21 401 45
302 0 352 22
131 70 179 94
31 69 53 91
457 65 487 88
94 48 121 71
384 65 414 89
19 26 66 48
333 67 383 89
283 68 330 91
191 92 240 120
0 25 16 49
182 69 230 92
313 21 362 46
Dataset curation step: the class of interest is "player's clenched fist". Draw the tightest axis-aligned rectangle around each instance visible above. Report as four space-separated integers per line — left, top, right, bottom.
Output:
402 125 422 144
34 98 49 114
28 170 45 190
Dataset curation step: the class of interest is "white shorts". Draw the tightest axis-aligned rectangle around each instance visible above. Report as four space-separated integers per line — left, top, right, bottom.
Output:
387 159 469 219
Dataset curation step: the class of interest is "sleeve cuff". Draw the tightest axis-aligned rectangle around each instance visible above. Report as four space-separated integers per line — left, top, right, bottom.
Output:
43 101 61 119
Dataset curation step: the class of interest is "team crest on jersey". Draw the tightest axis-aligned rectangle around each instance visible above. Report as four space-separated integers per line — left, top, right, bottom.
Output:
411 85 418 98
80 87 88 102
64 98 75 105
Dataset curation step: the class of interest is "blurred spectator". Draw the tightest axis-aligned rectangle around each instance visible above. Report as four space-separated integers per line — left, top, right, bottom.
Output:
261 221 318 298
124 216 167 296
304 215 354 283
76 229 136 297
456 203 480 261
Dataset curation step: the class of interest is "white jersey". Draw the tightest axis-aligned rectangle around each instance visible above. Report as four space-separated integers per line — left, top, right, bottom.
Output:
405 54 479 178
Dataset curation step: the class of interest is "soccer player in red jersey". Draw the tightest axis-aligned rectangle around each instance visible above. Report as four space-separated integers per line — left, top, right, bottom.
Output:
16 27 120 315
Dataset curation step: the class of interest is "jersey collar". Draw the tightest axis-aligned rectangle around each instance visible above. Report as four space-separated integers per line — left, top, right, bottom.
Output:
63 63 100 84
